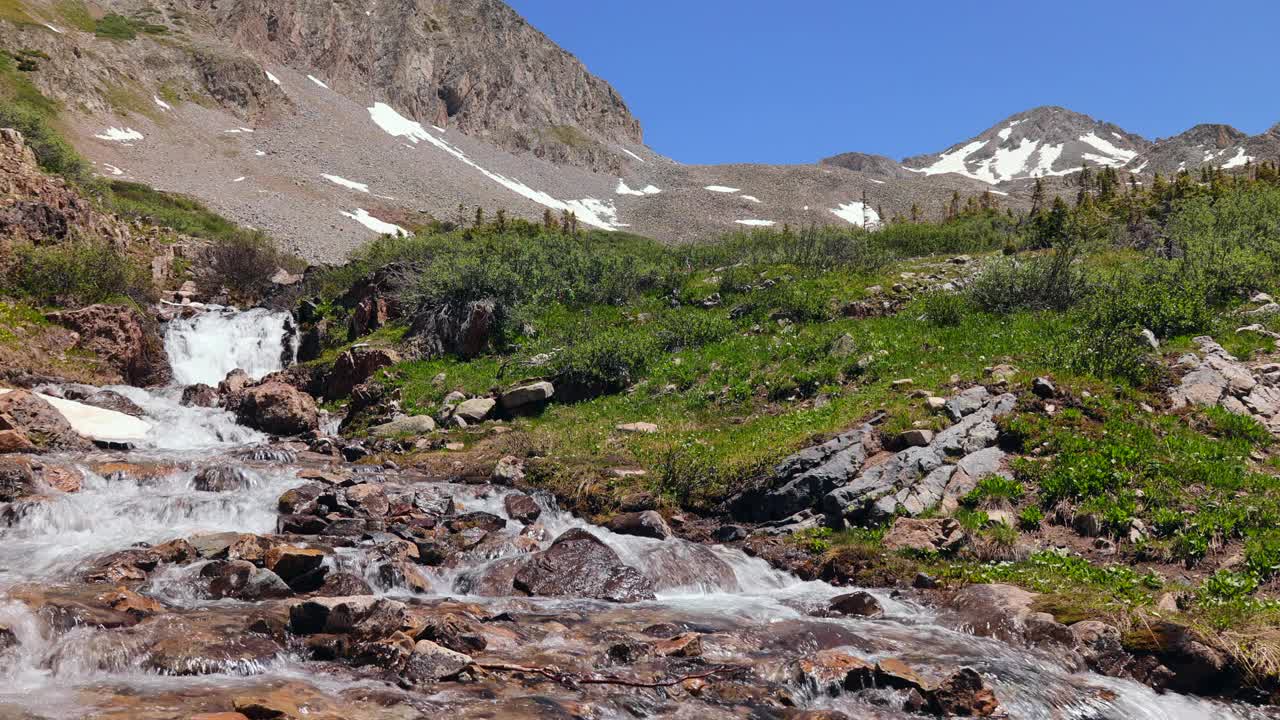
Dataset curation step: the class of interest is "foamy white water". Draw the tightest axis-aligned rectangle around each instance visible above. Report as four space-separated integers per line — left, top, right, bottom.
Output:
164 307 296 386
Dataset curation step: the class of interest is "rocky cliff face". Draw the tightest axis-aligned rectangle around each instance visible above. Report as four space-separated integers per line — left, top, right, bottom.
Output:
1135 123 1280 176
180 0 642 171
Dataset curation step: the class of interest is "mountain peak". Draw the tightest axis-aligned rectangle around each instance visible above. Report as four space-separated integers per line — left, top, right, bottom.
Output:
901 106 1149 185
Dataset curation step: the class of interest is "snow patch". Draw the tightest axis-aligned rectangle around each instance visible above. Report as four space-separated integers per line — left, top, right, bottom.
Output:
367 102 627 231
94 127 143 142
704 185 741 193
254 150 266 157
307 75 329 89
616 179 661 196
224 127 255 134
232 177 246 183
43 23 63 33
265 71 281 86
1127 161 1148 174
740 195 761 203
342 208 407 236
735 219 775 227
152 95 171 111
101 164 124 177
0 390 150 442
1079 132 1138 165
621 148 645 163
1222 147 1253 169
322 174 370 193
1031 143 1068 177
830 201 881 228
867 178 886 184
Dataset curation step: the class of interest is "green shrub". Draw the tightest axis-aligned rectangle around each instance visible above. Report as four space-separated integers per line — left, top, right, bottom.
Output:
0 65 86 178
968 253 1088 314
551 327 658 399
655 309 731 351
99 181 246 240
9 240 153 305
94 13 166 40
1245 531 1280 581
1018 505 1044 530
921 290 972 327
1202 570 1260 602
963 475 1025 506
1203 406 1273 447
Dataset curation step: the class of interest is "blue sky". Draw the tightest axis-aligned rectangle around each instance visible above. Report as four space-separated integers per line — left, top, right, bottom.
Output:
506 0 1280 166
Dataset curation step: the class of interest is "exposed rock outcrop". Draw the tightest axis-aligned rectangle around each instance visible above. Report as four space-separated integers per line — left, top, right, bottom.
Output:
47 305 172 387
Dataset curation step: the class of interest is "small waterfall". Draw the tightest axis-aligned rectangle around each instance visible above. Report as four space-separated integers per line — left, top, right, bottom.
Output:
164 307 297 387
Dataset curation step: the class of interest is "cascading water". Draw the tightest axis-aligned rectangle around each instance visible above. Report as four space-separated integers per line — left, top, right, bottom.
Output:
164 306 297 386
0 307 1273 719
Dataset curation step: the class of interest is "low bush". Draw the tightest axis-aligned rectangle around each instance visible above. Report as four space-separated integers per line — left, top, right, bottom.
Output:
920 290 972 327
9 240 152 305
550 327 659 399
968 252 1089 314
203 232 294 300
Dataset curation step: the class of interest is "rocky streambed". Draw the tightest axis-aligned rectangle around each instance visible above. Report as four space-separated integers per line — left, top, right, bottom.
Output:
0 309 1272 720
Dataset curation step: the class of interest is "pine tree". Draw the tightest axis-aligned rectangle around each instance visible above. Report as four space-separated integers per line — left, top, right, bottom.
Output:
474 206 485 228
495 208 507 232
1030 178 1045 215
542 208 557 230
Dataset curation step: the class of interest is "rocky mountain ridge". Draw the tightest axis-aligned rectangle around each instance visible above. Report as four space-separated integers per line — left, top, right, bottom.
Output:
2 0 1277 263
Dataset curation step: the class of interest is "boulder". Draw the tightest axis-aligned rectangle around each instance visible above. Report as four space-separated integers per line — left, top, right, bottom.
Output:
944 386 991 421
513 528 656 603
882 517 966 555
345 483 390 517
454 397 496 423
616 421 658 434
0 457 37 501
946 583 1069 648
370 415 436 437
503 493 542 523
78 390 145 417
327 347 400 399
289 595 406 638
499 381 554 411
404 639 472 683
234 382 319 436
0 428 36 453
0 390 93 451
899 429 934 447
181 384 219 407
490 455 524 485
928 667 1001 717
605 510 672 540
201 560 292 600
1031 377 1056 399
828 591 884 618
46 304 171 386
264 545 326 588
406 298 499 359
315 572 374 597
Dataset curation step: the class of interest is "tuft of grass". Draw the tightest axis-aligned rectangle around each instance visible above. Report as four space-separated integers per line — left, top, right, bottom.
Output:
0 52 86 178
54 0 95 31
0 0 35 24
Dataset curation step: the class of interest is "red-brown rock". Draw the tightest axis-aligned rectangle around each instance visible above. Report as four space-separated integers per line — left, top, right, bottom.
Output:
233 381 319 436
46 304 171 386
